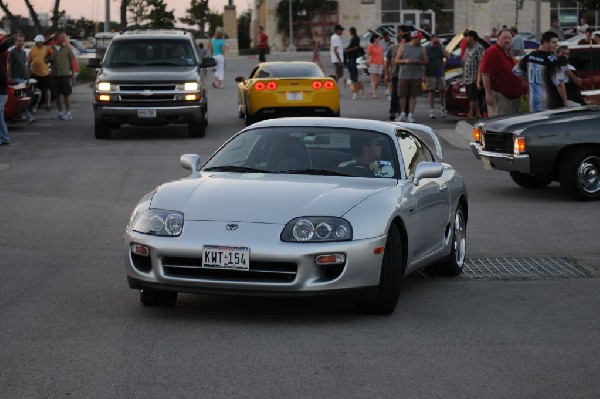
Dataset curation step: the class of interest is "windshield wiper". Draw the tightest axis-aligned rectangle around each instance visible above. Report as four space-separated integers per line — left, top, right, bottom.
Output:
203 165 271 173
108 62 139 66
279 168 352 176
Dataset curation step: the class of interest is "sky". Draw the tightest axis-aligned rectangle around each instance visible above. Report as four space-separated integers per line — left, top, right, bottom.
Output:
4 0 253 22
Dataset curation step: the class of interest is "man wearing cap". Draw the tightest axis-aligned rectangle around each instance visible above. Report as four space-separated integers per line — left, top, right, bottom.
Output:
330 24 345 85
27 34 51 112
393 30 428 122
462 30 485 120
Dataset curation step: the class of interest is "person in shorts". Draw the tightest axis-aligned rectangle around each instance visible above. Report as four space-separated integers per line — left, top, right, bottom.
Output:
425 34 451 118
394 30 428 122
47 32 76 120
330 25 345 84
462 30 485 120
367 34 384 98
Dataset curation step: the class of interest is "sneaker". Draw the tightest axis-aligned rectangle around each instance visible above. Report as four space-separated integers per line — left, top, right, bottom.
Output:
54 112 64 120
63 112 72 120
407 114 415 123
395 114 407 122
441 107 447 118
351 93 357 100
384 89 390 96
429 109 436 119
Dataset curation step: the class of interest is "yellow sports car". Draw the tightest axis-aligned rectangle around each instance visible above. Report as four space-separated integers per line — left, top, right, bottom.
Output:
235 61 340 125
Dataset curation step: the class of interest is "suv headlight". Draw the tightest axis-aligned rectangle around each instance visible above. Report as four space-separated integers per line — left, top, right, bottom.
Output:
281 217 352 242
176 82 199 91
129 208 184 237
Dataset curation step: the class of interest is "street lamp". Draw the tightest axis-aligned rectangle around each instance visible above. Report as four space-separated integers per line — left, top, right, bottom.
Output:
287 0 296 51
105 0 110 32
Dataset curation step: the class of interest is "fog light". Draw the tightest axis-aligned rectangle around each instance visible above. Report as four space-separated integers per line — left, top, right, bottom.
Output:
315 254 345 265
131 244 149 257
98 94 110 102
185 94 199 101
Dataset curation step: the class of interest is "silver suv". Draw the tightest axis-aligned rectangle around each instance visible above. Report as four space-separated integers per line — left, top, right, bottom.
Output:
88 30 216 139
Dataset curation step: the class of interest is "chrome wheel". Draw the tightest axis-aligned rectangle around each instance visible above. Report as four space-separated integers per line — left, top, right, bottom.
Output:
453 209 466 266
577 155 600 195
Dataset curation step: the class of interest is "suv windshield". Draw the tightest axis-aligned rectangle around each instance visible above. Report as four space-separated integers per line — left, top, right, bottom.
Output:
104 39 197 67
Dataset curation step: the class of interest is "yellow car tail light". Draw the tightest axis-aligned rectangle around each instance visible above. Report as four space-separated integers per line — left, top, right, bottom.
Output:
266 81 278 90
312 81 323 90
254 82 266 91
324 81 335 90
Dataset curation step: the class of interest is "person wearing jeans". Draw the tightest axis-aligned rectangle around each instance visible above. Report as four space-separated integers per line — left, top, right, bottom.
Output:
0 34 15 145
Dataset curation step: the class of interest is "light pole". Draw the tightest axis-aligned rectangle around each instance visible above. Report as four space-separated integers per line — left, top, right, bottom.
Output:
105 0 110 32
287 0 296 51
535 0 541 41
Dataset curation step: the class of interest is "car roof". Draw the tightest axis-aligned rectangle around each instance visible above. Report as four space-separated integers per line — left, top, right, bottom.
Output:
247 117 397 132
257 61 320 67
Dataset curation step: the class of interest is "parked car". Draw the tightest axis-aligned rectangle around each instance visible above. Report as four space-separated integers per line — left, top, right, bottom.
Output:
470 106 600 200
87 30 216 139
235 62 340 125
124 117 468 314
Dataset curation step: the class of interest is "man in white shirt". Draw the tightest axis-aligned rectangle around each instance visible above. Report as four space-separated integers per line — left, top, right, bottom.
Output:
330 24 344 84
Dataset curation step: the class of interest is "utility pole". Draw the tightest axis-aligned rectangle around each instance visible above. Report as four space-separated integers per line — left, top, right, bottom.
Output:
287 0 296 51
105 0 110 32
535 0 541 41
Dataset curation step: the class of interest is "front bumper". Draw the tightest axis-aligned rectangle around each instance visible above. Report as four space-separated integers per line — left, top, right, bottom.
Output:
124 220 386 297
94 104 204 125
470 142 531 173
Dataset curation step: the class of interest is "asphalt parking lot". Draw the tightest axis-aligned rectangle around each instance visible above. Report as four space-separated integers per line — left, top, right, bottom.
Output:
0 50 599 398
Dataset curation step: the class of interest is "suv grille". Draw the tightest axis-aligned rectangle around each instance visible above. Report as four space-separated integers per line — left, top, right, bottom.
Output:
119 84 177 91
483 130 513 154
162 256 297 283
115 83 181 103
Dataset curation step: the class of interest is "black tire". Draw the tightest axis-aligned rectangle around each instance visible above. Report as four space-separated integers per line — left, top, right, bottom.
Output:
355 223 404 315
189 116 206 138
509 171 552 188
94 121 111 139
426 204 467 277
559 148 600 201
244 110 254 126
140 289 177 306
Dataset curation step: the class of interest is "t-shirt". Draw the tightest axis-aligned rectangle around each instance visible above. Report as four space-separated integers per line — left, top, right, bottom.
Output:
515 50 565 111
330 33 343 63
463 42 484 85
480 43 522 99
398 43 424 80
425 44 444 77
8 48 27 80
258 32 268 49
211 38 226 56
346 35 360 59
367 43 383 65
48 45 75 77
27 45 49 76
385 44 400 77
511 35 524 57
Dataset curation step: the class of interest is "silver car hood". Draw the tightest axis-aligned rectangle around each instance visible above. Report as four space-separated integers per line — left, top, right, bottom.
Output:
150 172 397 224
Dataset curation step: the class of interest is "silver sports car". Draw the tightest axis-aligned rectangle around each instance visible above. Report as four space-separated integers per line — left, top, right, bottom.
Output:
124 117 468 314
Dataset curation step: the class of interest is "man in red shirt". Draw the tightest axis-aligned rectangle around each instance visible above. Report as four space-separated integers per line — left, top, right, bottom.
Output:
258 26 268 62
480 29 523 116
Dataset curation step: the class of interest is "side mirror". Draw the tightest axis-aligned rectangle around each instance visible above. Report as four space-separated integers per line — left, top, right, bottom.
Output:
413 162 443 186
87 58 101 68
234 76 246 83
180 154 201 172
201 57 217 68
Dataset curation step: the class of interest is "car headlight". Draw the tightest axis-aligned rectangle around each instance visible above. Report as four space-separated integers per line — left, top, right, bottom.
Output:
129 208 184 237
176 82 199 91
97 82 113 91
281 217 352 242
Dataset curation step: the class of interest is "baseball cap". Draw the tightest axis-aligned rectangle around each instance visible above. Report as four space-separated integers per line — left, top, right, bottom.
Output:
464 30 479 39
34 34 45 42
334 24 344 31
410 30 419 38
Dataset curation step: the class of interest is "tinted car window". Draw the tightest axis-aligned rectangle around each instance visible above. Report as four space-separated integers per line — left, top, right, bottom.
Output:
568 50 600 73
204 127 397 178
105 39 197 66
397 131 434 177
254 64 325 78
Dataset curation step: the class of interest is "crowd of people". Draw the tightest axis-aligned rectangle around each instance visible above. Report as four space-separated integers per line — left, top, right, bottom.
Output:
1 31 77 146
328 22 592 123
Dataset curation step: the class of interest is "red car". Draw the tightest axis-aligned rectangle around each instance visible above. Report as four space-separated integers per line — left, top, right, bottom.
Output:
1 38 32 121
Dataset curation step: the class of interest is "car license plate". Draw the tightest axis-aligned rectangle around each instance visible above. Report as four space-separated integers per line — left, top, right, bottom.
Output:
481 156 492 170
286 92 303 101
137 109 156 118
202 245 249 271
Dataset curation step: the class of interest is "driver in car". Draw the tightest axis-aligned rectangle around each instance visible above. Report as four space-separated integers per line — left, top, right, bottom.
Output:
339 135 394 177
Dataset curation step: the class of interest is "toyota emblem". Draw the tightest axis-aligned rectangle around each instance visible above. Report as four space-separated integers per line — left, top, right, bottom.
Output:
226 224 238 231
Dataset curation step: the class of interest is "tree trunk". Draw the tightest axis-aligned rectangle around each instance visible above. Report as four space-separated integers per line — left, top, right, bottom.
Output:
23 0 43 32
0 1 20 33
52 0 61 30
120 0 129 30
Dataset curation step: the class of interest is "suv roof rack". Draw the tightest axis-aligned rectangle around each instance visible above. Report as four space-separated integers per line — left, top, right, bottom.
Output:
122 28 191 36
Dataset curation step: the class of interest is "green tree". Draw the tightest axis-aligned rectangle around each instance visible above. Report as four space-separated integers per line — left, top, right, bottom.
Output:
237 10 251 49
23 0 42 32
206 11 223 38
51 0 62 30
127 0 175 28
0 1 19 33
64 17 96 38
180 0 209 38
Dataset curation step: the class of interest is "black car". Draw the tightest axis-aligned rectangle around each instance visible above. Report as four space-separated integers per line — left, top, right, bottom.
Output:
470 106 600 201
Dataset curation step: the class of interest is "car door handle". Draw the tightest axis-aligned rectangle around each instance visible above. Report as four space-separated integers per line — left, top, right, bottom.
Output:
439 183 448 192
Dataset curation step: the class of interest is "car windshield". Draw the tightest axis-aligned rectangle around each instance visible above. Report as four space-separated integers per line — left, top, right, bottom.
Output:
104 39 197 67
203 126 399 178
254 63 324 78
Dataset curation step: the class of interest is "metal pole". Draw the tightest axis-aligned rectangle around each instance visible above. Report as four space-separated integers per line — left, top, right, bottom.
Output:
105 0 110 32
535 0 541 41
287 0 296 51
